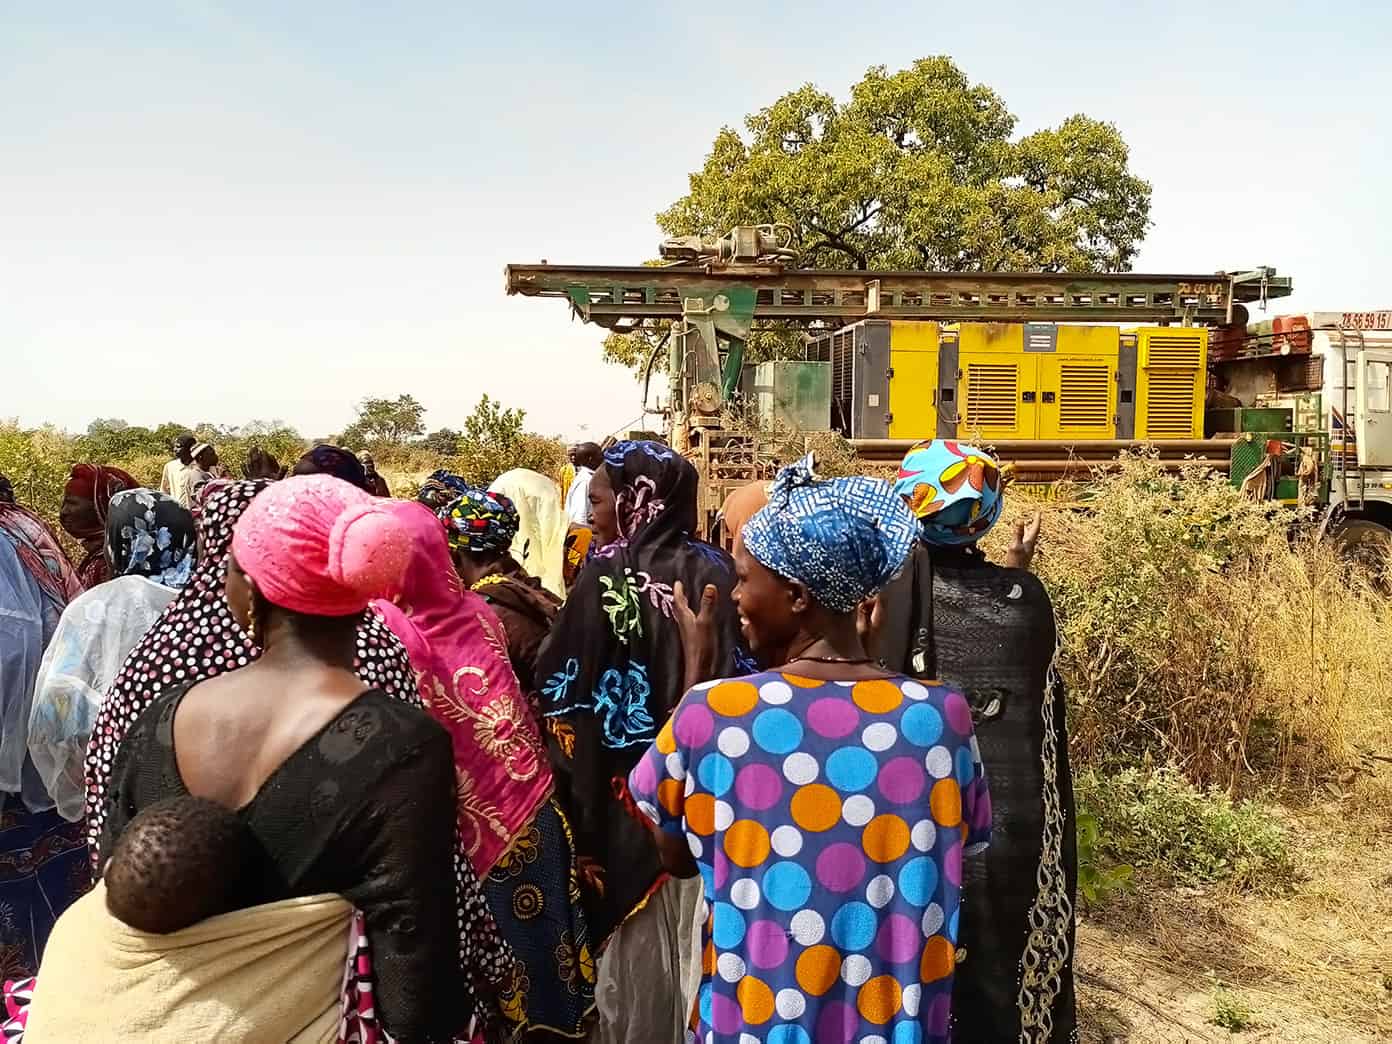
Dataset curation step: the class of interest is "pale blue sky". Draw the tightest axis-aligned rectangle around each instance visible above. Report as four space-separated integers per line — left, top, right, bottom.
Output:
4 2 1390 441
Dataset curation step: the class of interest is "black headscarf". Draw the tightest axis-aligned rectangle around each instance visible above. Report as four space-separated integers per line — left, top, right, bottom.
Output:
533 440 749 942
294 445 368 490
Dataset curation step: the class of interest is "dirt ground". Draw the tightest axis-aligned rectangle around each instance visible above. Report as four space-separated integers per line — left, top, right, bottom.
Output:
1074 789 1392 1043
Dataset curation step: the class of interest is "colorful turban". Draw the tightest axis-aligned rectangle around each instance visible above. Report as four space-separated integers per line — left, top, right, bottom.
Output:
440 488 520 555
417 470 472 511
231 475 410 617
892 440 1004 547
742 457 918 613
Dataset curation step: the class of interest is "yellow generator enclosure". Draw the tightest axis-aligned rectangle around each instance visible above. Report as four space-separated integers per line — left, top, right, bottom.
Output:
1129 327 1207 439
819 320 1206 442
955 323 1119 441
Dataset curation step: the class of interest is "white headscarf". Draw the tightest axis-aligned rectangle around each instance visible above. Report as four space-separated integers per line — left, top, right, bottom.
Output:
488 469 567 597
29 575 180 820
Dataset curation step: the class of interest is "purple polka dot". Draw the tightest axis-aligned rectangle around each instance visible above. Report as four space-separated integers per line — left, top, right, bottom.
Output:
630 756 658 798
927 990 952 1035
944 691 973 736
816 1000 858 1044
674 703 715 747
735 764 783 811
876 913 920 964
815 842 867 893
711 992 743 1035
878 755 927 804
807 697 859 739
944 842 962 886
714 848 730 889
745 919 789 969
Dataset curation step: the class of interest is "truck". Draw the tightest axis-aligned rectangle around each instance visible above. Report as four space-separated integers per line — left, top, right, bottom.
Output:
504 228 1389 555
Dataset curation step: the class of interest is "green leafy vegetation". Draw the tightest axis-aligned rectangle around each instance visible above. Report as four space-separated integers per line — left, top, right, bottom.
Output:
605 55 1153 370
1075 769 1293 892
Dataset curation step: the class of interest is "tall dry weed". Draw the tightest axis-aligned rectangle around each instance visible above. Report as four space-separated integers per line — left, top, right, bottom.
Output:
1005 454 1392 794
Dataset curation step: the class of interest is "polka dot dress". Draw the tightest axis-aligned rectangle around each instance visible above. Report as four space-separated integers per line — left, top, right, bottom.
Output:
629 671 991 1044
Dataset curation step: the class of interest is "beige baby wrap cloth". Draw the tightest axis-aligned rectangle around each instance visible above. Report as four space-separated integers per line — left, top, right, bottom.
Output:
25 883 352 1043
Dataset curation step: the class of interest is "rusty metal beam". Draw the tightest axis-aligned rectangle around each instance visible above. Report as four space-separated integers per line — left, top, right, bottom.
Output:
504 264 1291 327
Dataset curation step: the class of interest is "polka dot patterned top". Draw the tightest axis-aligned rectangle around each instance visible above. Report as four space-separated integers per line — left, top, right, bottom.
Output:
628 670 990 1044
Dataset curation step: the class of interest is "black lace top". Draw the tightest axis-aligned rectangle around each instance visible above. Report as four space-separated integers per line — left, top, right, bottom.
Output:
99 685 462 1044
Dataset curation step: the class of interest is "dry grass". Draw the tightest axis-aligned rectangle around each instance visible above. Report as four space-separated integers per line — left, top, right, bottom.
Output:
975 456 1392 796
1077 787 1392 1041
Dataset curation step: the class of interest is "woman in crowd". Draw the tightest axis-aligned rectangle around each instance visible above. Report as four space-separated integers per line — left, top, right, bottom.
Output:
489 469 568 598
0 500 87 980
562 522 592 592
291 445 370 490
58 464 137 588
532 440 746 1043
716 477 770 547
84 476 485 1041
416 468 471 511
628 458 991 1044
872 439 1076 1044
0 476 82 610
374 501 596 1039
441 487 561 696
29 490 196 823
82 479 513 1038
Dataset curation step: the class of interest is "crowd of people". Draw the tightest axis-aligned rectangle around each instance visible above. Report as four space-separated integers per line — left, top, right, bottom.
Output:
0 432 1075 1043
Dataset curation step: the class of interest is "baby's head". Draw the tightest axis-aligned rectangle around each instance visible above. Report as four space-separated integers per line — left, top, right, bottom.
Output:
104 796 256 934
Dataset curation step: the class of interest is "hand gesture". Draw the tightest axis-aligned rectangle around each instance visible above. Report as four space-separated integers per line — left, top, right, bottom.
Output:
674 579 720 691
856 595 884 659
1005 510 1042 570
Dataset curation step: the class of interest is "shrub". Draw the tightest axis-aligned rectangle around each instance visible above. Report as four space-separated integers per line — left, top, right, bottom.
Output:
1074 768 1294 892
1019 452 1392 793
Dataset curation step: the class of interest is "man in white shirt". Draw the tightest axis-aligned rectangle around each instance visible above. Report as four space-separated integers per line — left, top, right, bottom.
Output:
563 442 603 525
160 435 196 507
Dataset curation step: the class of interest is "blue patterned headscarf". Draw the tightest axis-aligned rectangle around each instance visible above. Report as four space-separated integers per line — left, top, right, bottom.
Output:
417 469 472 511
742 457 918 613
892 440 1005 547
440 487 520 556
104 489 197 589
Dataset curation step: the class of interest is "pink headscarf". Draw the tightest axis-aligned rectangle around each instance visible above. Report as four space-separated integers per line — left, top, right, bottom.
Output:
372 501 552 875
231 475 409 616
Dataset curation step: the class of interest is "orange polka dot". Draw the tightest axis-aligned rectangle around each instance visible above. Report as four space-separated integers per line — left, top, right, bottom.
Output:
856 974 903 1024
789 784 841 832
862 814 911 863
685 793 716 836
930 777 962 827
657 779 684 817
737 976 775 1025
852 679 904 714
724 820 772 868
959 822 969 844
781 673 826 688
707 681 759 717
702 937 715 975
795 945 841 996
655 717 676 755
920 935 956 983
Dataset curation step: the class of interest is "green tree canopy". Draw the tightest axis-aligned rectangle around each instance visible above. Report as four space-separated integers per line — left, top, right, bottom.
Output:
605 56 1152 368
339 394 427 448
